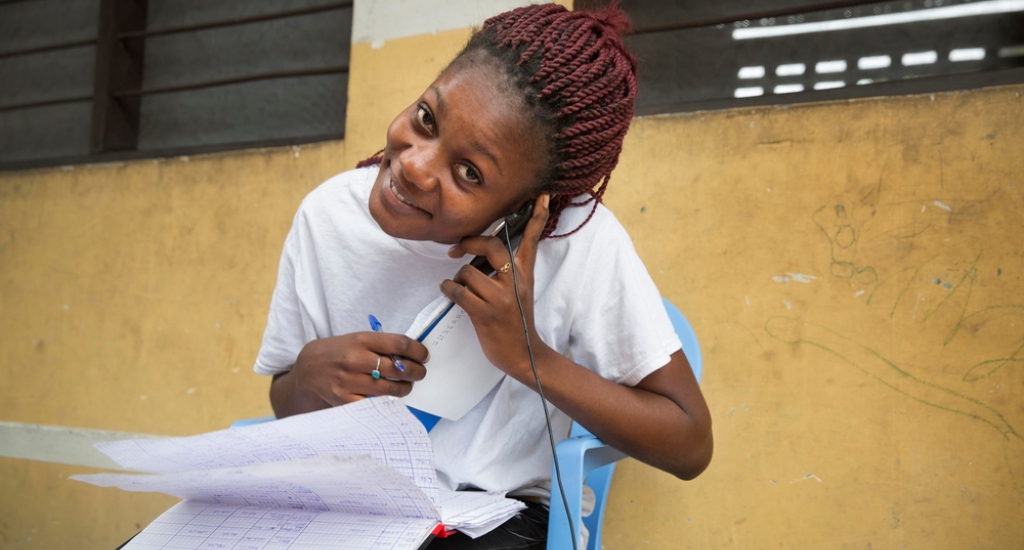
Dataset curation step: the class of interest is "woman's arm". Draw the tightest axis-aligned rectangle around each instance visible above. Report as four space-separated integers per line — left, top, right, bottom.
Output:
511 347 711 480
441 195 713 480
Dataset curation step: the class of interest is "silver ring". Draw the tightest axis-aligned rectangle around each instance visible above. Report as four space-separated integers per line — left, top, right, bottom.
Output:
371 356 382 379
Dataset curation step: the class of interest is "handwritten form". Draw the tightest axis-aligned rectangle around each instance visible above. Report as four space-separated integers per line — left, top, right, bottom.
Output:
121 502 437 550
402 296 507 421
72 398 524 549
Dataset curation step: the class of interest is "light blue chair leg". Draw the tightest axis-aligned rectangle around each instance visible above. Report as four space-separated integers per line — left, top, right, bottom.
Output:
547 425 627 550
546 297 702 550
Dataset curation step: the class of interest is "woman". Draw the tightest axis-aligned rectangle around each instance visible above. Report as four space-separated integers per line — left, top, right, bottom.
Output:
256 4 713 548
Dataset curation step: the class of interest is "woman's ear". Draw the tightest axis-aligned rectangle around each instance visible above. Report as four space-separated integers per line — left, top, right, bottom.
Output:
514 197 535 216
512 187 543 216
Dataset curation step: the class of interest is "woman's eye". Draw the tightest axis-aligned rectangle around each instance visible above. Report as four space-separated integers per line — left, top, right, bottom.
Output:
416 106 434 129
457 164 481 184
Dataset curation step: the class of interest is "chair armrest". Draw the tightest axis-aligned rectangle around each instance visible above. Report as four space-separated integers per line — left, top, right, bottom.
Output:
229 416 276 429
547 434 627 550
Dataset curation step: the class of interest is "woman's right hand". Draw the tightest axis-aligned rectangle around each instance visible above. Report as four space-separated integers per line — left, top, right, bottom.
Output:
271 332 429 417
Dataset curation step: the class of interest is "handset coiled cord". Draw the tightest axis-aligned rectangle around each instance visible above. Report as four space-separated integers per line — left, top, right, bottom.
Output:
502 221 580 550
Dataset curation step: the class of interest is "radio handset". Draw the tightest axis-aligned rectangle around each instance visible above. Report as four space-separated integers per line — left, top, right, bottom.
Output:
468 202 535 276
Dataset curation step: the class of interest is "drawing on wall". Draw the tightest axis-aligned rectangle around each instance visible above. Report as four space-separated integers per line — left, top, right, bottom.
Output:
767 171 1024 499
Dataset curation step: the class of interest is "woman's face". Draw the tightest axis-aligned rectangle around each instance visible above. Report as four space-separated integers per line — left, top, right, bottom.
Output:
369 63 548 244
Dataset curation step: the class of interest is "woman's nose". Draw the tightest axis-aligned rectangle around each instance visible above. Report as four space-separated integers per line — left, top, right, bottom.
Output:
397 145 441 192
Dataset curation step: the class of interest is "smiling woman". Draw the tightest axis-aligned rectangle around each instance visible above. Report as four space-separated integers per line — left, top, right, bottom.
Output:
368 63 548 244
258 3 712 549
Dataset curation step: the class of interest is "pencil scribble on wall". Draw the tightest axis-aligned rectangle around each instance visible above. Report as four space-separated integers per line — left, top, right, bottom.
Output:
770 183 1024 499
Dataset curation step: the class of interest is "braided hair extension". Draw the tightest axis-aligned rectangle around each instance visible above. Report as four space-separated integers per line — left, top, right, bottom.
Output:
358 2 638 239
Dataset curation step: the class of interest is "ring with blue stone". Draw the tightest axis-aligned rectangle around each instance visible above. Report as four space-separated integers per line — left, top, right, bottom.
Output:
371 355 382 379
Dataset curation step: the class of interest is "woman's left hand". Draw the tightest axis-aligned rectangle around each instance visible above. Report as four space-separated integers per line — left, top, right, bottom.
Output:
439 194 551 378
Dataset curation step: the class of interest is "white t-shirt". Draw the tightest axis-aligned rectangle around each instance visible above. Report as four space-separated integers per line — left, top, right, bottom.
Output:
255 166 681 494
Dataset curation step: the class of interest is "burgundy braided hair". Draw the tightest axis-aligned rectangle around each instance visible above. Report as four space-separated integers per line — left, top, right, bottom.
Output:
359 2 638 238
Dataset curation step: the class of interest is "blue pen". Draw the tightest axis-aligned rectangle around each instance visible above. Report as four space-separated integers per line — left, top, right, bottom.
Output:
368 315 405 372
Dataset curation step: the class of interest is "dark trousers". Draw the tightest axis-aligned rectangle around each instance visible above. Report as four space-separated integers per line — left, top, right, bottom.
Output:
426 501 548 550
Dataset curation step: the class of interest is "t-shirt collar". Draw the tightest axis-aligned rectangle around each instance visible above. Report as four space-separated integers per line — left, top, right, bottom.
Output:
394 237 454 259
392 218 504 259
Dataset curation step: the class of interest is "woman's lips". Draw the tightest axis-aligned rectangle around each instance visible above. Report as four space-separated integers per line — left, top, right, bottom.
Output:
390 179 417 208
384 170 428 214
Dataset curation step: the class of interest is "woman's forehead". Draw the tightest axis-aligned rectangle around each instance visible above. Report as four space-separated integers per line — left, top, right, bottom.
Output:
427 65 540 165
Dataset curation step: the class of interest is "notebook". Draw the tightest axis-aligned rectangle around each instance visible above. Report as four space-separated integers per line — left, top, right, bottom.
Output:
401 295 508 421
72 398 524 549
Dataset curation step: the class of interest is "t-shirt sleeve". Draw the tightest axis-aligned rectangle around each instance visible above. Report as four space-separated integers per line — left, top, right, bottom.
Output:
253 212 318 376
566 216 682 387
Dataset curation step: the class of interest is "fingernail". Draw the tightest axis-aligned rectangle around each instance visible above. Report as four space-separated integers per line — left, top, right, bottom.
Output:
425 352 431 363
447 245 459 257
542 194 550 208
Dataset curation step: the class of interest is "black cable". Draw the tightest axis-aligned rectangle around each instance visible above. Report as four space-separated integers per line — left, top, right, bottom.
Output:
503 221 580 550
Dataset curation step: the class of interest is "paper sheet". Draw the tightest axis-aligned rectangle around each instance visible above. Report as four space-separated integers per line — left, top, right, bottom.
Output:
436 490 526 536
73 455 440 520
93 398 439 505
75 460 524 545
75 398 525 545
119 501 438 550
402 296 507 421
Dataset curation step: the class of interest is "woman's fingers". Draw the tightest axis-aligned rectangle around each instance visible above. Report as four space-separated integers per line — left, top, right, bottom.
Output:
440 277 488 313
450 234 512 274
322 377 414 406
514 194 550 274
368 353 427 383
364 332 429 364
448 194 550 275
365 378 416 398
301 332 430 406
360 333 427 383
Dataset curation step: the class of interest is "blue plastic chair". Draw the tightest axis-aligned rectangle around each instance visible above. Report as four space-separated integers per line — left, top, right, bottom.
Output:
545 298 702 550
231 298 702 550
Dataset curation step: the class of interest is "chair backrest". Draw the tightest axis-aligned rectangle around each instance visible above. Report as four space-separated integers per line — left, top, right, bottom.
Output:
662 297 703 385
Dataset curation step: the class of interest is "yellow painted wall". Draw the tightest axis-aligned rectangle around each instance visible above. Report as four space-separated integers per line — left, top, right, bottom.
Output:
0 142 348 546
2 5 1022 549
602 86 1024 548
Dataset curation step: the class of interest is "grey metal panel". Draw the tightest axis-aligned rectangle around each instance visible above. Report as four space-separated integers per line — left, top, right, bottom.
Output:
136 73 348 150
624 2 1024 111
0 46 96 107
0 102 92 162
0 0 98 164
146 0 343 29
1 0 359 166
0 0 99 53
622 0 842 29
140 10 351 88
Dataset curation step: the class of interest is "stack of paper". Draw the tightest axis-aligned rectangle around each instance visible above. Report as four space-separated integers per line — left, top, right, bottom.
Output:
72 398 524 549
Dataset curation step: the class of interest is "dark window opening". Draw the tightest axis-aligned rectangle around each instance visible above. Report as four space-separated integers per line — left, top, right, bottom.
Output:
0 0 352 170
582 0 1024 114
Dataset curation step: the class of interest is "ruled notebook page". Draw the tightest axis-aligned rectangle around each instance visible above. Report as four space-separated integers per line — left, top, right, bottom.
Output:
121 502 438 550
401 295 507 421
92 397 440 505
73 398 525 546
